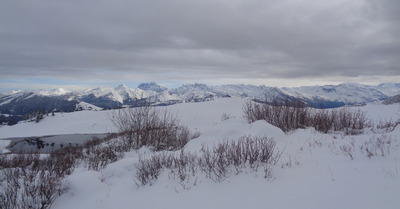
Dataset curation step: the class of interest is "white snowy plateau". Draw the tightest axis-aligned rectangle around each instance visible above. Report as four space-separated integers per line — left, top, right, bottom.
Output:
1 97 400 209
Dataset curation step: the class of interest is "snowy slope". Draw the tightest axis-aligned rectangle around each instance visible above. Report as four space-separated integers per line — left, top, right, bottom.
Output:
0 110 115 138
75 101 103 111
1 98 399 209
0 139 10 154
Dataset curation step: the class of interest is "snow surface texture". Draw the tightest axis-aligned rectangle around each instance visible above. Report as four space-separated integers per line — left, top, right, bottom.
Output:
0 139 10 154
1 98 400 209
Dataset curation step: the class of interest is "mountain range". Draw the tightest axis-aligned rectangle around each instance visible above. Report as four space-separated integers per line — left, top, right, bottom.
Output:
1 82 399 125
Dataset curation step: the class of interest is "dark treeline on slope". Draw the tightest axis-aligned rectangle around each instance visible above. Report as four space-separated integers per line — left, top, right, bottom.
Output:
0 94 77 125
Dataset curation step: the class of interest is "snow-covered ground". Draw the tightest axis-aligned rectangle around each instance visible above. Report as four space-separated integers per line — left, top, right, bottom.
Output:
0 139 10 154
0 110 115 139
1 98 400 209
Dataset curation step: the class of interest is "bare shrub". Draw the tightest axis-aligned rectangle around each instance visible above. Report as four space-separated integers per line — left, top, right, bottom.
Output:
0 153 64 209
0 143 89 209
172 150 198 182
19 169 62 209
361 135 393 158
243 99 368 135
199 136 282 180
0 133 132 208
374 119 400 132
340 144 354 160
243 99 310 132
135 135 282 186
136 154 164 186
103 137 128 157
109 106 194 151
197 146 215 179
83 137 103 150
0 168 19 209
135 150 198 186
85 146 118 171
46 146 83 177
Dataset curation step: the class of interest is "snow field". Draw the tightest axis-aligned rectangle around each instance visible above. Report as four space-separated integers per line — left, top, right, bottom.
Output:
0 110 116 139
1 98 400 209
0 139 10 154
53 125 400 209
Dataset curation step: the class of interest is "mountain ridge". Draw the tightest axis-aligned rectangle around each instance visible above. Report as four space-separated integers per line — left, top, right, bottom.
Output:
1 82 399 125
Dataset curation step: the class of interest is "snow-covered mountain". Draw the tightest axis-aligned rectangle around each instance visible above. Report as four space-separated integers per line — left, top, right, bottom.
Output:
1 82 399 125
35 88 71 97
376 83 400 96
282 83 389 108
218 84 293 102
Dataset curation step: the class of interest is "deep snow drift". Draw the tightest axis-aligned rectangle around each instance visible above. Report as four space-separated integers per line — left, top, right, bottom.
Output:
1 98 400 209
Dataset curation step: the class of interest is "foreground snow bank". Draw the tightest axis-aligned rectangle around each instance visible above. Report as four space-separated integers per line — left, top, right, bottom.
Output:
52 127 400 209
51 99 400 209
1 98 399 209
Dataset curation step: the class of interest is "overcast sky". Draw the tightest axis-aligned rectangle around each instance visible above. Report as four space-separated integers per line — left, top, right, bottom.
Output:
1 0 399 91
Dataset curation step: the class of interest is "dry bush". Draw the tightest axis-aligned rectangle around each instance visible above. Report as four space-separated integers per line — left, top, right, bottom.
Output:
136 154 164 186
243 99 311 132
109 106 194 151
0 152 40 170
0 131 152 208
199 136 282 181
135 135 282 186
374 119 400 133
135 150 198 186
0 153 64 209
243 99 368 135
85 146 118 171
0 143 88 209
0 168 20 209
361 135 393 158
340 144 354 160
46 146 83 177
83 137 103 151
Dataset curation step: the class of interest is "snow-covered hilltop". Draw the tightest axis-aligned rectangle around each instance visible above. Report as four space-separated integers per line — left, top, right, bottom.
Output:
1 82 400 125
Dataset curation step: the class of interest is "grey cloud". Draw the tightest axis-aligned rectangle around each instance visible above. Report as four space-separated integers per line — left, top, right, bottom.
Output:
0 0 399 83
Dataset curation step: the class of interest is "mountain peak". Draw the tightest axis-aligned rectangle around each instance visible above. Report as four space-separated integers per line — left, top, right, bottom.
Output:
115 84 129 90
137 82 167 93
36 88 70 96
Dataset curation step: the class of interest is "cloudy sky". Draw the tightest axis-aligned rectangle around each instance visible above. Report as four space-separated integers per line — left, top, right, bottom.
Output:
1 0 399 91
